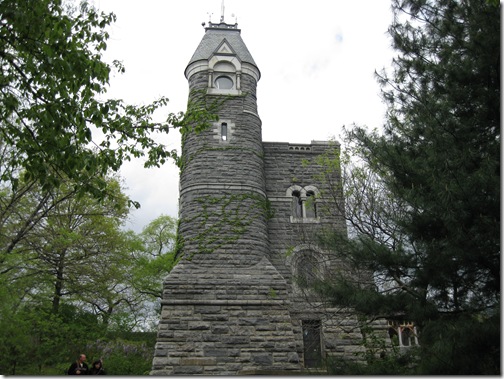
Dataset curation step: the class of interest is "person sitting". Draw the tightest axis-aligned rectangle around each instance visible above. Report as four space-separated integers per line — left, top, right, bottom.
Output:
90 359 106 375
68 354 89 375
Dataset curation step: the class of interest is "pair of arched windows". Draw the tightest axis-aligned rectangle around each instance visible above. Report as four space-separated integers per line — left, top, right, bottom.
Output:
291 190 317 219
288 185 319 221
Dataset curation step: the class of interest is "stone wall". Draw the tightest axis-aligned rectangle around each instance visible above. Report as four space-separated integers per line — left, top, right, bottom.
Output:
153 300 301 375
263 141 367 367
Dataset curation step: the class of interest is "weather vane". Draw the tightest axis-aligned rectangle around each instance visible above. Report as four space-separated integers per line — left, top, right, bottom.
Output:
202 1 237 28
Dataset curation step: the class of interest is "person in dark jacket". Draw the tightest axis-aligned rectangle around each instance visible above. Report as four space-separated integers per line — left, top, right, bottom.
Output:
68 354 89 375
90 359 105 375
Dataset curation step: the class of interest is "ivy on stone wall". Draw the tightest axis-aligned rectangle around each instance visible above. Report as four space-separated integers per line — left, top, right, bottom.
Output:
180 192 272 259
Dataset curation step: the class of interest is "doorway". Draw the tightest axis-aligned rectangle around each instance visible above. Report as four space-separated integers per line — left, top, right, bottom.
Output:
302 319 322 367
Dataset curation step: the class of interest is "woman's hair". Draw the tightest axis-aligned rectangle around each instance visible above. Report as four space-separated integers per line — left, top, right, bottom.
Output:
93 360 102 366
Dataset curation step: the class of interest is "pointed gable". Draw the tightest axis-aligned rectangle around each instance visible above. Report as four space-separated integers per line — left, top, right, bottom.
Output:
215 39 235 55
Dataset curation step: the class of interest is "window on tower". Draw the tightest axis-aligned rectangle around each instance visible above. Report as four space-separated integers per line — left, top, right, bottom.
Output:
215 75 234 89
214 120 233 142
207 60 242 96
221 123 227 141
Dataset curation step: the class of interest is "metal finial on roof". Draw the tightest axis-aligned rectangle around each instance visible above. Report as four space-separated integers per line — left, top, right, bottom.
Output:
220 0 225 23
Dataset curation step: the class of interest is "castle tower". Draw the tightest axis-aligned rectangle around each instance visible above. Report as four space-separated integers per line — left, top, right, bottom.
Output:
151 14 377 375
151 20 302 375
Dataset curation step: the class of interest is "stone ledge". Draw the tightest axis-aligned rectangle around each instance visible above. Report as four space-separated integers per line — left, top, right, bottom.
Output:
161 299 287 306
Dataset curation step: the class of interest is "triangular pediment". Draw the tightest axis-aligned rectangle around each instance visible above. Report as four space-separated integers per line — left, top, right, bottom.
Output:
214 39 236 55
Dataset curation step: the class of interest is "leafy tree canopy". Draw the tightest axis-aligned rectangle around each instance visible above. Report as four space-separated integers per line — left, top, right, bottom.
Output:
0 0 214 203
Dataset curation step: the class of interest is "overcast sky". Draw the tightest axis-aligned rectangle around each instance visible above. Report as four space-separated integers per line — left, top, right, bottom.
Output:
94 0 396 232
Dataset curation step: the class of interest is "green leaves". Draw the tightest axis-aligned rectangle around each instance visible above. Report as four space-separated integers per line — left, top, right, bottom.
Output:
0 0 217 203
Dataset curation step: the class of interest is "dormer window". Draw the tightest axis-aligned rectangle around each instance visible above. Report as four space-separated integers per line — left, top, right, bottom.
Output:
215 76 234 89
207 59 241 95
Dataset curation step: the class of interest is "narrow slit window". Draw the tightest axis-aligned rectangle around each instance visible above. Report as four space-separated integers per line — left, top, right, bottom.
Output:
221 123 227 141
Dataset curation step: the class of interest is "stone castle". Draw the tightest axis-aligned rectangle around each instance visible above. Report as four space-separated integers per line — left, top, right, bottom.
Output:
151 18 388 375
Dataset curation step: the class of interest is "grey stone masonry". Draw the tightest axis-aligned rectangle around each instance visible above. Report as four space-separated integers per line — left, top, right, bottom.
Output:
152 258 302 374
263 141 347 279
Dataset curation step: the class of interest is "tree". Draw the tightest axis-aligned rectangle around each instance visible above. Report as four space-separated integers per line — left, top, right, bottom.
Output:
317 0 500 374
0 0 215 201
1 175 127 309
126 215 177 329
1 174 173 330
0 175 170 374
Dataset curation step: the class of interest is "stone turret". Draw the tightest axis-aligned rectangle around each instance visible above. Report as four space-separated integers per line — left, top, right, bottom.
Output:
151 20 302 376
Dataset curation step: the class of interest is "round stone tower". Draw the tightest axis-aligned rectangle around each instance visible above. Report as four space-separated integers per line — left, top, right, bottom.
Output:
151 20 301 375
179 20 267 267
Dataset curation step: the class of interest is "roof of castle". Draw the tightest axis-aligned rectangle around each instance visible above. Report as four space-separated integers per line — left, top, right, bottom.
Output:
186 22 257 68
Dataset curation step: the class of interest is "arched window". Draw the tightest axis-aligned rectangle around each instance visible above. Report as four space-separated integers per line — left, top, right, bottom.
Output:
388 326 399 346
305 191 317 218
297 252 318 288
215 75 234 89
400 326 418 346
292 190 303 218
